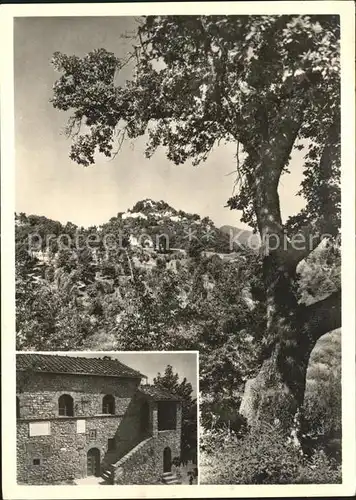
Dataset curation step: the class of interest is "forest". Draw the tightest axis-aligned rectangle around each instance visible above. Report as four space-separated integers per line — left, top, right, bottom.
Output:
16 14 342 483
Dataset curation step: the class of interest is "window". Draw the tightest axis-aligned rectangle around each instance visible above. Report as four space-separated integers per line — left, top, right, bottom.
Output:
58 394 74 416
89 429 97 440
33 458 41 466
158 401 177 431
16 396 20 419
102 395 115 415
108 438 115 451
29 421 51 437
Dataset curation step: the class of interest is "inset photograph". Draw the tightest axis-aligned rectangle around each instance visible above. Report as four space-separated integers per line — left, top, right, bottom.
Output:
16 351 198 485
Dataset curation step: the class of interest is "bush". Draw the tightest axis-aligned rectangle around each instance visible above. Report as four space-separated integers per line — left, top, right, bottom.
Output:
156 257 166 269
200 423 341 485
200 427 238 456
200 398 248 438
296 450 341 484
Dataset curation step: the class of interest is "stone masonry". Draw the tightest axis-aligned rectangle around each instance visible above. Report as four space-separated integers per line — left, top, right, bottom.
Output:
16 354 183 485
113 400 182 484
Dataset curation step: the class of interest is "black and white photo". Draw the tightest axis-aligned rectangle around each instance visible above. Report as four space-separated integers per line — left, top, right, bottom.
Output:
16 351 198 485
1 2 355 498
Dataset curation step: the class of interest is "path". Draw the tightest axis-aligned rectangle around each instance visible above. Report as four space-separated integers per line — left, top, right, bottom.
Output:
74 476 107 485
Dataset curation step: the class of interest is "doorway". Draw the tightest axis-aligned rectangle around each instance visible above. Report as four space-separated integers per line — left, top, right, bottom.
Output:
87 448 100 477
163 447 172 473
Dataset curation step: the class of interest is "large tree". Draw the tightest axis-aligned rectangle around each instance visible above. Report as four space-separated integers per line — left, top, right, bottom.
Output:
51 15 341 430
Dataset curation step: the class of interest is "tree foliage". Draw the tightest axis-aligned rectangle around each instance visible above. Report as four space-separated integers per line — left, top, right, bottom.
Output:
51 15 340 235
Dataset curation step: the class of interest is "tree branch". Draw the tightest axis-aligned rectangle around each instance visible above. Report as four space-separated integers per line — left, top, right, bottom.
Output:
276 115 304 176
286 227 323 269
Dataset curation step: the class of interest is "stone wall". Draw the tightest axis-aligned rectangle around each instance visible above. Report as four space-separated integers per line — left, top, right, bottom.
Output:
16 372 146 484
17 416 122 483
113 402 182 484
109 391 148 463
114 437 158 485
17 372 140 419
16 372 183 485
113 430 181 485
154 429 181 471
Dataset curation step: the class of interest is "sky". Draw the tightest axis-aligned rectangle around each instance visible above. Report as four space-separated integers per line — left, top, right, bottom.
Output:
33 352 198 397
14 16 306 231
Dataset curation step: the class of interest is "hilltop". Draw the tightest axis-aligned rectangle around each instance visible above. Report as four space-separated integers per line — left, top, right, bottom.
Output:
16 199 258 258
104 199 237 253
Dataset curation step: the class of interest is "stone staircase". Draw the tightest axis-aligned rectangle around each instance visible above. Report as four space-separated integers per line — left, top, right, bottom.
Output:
100 437 153 485
100 463 115 484
161 471 181 485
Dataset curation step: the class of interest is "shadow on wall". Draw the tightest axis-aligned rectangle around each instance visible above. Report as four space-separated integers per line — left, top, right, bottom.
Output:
101 391 151 471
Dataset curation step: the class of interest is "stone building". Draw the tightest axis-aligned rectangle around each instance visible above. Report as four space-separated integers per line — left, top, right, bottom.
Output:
16 354 182 485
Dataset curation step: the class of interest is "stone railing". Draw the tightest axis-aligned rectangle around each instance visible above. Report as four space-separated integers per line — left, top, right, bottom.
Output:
112 437 158 484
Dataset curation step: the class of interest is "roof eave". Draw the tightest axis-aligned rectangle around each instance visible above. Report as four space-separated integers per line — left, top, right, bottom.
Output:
16 369 144 379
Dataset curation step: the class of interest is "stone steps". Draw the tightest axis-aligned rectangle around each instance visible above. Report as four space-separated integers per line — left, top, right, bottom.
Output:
101 438 153 484
100 465 114 484
162 472 181 485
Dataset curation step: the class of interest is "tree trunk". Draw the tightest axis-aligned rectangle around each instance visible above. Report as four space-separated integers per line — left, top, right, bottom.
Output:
239 145 341 432
240 338 311 431
240 275 341 431
240 251 308 430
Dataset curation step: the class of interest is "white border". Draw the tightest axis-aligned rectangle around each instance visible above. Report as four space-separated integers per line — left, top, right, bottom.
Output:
1 2 355 498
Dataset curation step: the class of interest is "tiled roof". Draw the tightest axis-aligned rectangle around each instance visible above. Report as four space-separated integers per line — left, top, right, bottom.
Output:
139 384 181 401
16 354 144 379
